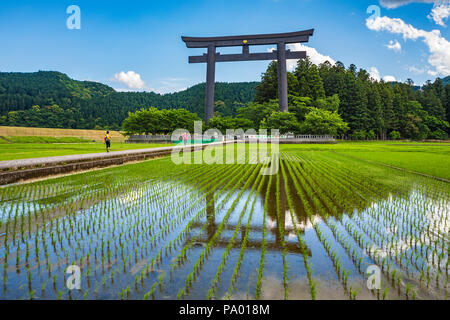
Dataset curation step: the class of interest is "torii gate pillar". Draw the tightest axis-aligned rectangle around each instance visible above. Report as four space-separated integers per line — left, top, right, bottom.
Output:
205 45 216 122
277 42 288 112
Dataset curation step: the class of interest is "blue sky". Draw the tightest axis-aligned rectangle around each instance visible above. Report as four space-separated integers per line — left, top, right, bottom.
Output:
0 0 449 93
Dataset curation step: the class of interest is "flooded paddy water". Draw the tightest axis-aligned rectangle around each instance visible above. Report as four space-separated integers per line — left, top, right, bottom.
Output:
0 145 448 300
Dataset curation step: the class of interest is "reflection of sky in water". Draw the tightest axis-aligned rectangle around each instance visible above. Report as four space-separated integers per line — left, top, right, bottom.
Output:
0 159 448 300
253 185 448 299
356 190 448 258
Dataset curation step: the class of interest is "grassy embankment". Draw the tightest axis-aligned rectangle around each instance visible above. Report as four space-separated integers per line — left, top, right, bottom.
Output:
0 136 172 161
0 126 174 161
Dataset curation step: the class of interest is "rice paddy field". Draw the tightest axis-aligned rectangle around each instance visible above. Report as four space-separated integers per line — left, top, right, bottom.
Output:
0 143 448 300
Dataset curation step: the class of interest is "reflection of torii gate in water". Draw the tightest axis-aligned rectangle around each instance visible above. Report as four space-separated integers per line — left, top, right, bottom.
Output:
182 29 314 123
193 182 311 256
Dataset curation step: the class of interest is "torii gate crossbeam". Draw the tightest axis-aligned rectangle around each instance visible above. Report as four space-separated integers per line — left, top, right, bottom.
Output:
182 29 314 123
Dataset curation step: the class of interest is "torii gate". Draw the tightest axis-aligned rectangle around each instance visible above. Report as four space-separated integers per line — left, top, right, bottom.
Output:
181 29 314 123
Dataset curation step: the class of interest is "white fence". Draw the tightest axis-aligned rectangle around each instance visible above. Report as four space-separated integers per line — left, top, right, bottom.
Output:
243 134 335 142
126 134 335 143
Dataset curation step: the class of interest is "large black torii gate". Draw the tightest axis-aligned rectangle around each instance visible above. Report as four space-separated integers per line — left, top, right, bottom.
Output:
182 29 314 123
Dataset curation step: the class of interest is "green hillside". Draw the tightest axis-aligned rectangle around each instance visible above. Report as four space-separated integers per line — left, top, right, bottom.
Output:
0 71 258 130
0 71 114 113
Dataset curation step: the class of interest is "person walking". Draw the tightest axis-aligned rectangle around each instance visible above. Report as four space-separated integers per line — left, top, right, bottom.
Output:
182 132 188 146
104 131 112 152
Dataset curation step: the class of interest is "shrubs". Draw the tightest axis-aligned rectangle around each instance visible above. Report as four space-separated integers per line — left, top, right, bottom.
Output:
389 130 401 140
429 128 448 140
300 109 348 136
351 130 367 140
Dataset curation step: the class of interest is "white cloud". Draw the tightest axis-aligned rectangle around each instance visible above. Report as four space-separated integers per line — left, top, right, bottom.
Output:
369 67 381 81
383 75 397 81
428 69 439 75
366 15 450 75
114 87 160 93
428 2 450 26
378 0 436 9
111 74 190 94
287 44 336 69
369 67 398 82
268 44 335 71
386 39 402 51
112 71 146 90
408 66 426 74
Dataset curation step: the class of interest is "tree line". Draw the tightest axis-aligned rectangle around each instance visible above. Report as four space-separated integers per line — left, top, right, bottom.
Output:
1 68 449 140
249 59 450 139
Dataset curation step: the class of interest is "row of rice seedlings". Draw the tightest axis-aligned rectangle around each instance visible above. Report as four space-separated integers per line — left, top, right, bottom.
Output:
385 193 448 269
286 154 387 295
129 160 252 299
2 157 213 298
206 163 268 299
284 154 354 214
283 154 358 298
279 157 316 299
2 167 152 251
119 164 247 299
312 154 446 272
290 152 371 212
171 161 256 273
177 163 262 299
83 161 218 296
224 169 267 299
333 151 448 204
276 159 289 300
305 154 408 218
341 215 420 299
169 152 259 269
347 193 439 277
354 205 430 278
145 163 243 261
320 155 446 250
286 154 348 219
351 209 446 296
144 163 235 251
296 151 432 298
312 151 404 197
296 152 442 270
254 155 276 300
326 217 398 299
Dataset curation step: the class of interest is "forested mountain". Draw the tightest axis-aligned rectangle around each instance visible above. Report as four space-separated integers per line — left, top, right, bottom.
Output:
0 71 114 113
253 59 450 139
0 71 257 130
